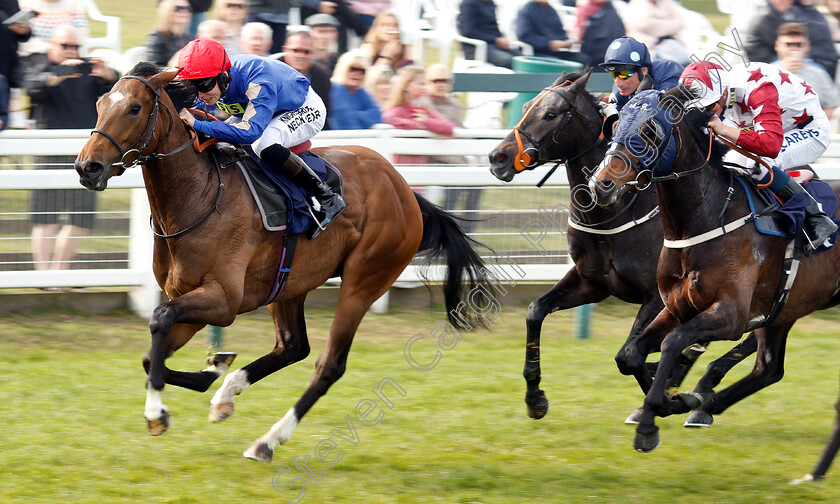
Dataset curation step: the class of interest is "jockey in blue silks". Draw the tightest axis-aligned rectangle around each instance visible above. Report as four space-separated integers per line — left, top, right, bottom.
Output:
176 38 344 238
598 37 684 139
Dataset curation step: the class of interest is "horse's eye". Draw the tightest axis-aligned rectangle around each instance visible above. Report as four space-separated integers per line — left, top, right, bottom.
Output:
129 104 142 116
544 112 558 121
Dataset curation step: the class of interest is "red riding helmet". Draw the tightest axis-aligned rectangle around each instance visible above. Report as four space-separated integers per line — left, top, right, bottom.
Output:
177 38 232 80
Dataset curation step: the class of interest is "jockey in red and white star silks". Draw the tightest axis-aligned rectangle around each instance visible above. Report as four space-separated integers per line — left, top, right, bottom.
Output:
680 60 836 253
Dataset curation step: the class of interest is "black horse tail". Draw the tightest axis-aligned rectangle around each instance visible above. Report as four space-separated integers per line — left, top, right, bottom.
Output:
413 192 492 330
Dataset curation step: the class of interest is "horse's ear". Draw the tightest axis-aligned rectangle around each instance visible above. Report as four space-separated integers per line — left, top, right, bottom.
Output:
637 73 654 92
569 68 592 94
148 69 181 89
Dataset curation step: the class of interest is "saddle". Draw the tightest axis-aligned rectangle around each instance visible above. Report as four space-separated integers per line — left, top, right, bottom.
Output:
193 129 343 236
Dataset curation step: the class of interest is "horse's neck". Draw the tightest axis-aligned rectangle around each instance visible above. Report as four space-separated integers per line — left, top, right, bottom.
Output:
142 128 214 226
657 156 737 239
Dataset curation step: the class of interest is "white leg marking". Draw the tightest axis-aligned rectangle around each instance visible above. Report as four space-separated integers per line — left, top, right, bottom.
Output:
210 369 250 405
144 385 166 420
259 407 299 450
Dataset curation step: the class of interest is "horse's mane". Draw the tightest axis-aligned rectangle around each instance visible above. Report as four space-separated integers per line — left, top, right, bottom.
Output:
127 62 197 112
664 85 728 169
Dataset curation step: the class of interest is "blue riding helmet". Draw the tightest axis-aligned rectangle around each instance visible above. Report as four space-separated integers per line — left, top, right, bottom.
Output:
600 37 652 72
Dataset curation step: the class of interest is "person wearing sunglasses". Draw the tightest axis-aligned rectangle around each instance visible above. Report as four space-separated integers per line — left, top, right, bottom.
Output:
327 50 381 130
681 60 837 255
145 0 193 66
177 38 344 238
280 31 332 127
599 36 684 113
773 22 838 120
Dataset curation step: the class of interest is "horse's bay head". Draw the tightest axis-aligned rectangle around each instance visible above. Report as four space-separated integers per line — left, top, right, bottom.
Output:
76 67 180 191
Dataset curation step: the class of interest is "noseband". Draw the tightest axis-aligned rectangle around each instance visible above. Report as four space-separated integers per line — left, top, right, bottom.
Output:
91 75 194 169
512 81 603 172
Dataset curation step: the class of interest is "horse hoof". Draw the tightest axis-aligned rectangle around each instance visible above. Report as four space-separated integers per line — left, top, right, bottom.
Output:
625 407 643 425
525 390 549 419
243 442 273 463
209 402 235 423
206 352 237 370
684 410 714 428
678 392 704 410
634 429 660 453
790 474 817 485
147 409 172 436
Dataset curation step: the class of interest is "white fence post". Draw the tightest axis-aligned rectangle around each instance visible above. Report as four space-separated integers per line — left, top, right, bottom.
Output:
127 187 159 319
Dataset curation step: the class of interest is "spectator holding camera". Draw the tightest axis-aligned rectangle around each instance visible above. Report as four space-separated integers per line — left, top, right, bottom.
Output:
22 24 118 270
774 22 839 118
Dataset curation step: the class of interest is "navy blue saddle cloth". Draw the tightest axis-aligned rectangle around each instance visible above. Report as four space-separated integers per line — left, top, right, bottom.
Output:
230 145 343 235
739 175 840 252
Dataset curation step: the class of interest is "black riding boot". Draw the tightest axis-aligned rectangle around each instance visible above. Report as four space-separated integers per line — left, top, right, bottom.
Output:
777 177 837 255
284 152 346 239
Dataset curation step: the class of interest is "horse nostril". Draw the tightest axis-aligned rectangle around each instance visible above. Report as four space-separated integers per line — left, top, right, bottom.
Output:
599 179 615 192
83 161 104 175
489 150 509 165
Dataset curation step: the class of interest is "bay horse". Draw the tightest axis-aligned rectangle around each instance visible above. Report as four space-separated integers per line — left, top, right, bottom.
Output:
588 86 840 481
74 64 488 462
488 70 753 422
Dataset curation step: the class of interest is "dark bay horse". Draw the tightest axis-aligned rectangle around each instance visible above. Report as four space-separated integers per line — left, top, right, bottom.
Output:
589 86 840 480
74 65 488 462
488 70 747 421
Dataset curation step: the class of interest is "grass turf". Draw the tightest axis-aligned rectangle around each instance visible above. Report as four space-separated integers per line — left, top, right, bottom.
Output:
3 298 840 503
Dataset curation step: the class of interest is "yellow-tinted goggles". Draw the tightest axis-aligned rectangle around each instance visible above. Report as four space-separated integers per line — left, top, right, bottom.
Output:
610 69 636 80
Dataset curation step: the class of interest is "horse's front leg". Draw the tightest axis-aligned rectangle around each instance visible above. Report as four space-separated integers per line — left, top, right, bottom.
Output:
145 282 240 435
615 296 667 394
524 268 608 419
635 300 742 452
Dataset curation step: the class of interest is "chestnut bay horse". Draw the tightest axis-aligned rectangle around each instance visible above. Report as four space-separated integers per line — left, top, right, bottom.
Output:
488 70 757 422
589 86 840 481
74 64 489 462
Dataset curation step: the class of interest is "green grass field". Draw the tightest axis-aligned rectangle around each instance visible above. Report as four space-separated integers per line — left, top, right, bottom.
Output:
5 298 840 503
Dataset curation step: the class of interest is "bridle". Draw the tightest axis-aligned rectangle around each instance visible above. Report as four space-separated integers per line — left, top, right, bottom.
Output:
91 75 195 169
512 81 604 173
607 116 708 191
90 74 225 239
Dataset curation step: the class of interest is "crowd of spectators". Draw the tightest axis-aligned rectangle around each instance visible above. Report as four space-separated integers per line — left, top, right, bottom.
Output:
7 0 840 267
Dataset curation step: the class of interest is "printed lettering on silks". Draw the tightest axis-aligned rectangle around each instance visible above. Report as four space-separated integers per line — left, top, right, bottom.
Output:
780 128 820 153
216 101 247 115
281 106 322 133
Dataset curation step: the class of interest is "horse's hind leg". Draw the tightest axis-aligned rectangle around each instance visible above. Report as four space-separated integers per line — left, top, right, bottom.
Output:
243 266 403 462
524 268 608 419
692 326 789 425
208 297 311 423
793 375 840 484
683 332 758 428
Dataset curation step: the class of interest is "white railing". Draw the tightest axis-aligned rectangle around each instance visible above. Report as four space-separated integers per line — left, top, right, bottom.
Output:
6 127 840 318
0 127 574 317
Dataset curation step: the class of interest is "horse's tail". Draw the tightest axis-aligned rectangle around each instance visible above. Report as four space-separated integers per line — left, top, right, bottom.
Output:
413 192 492 330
